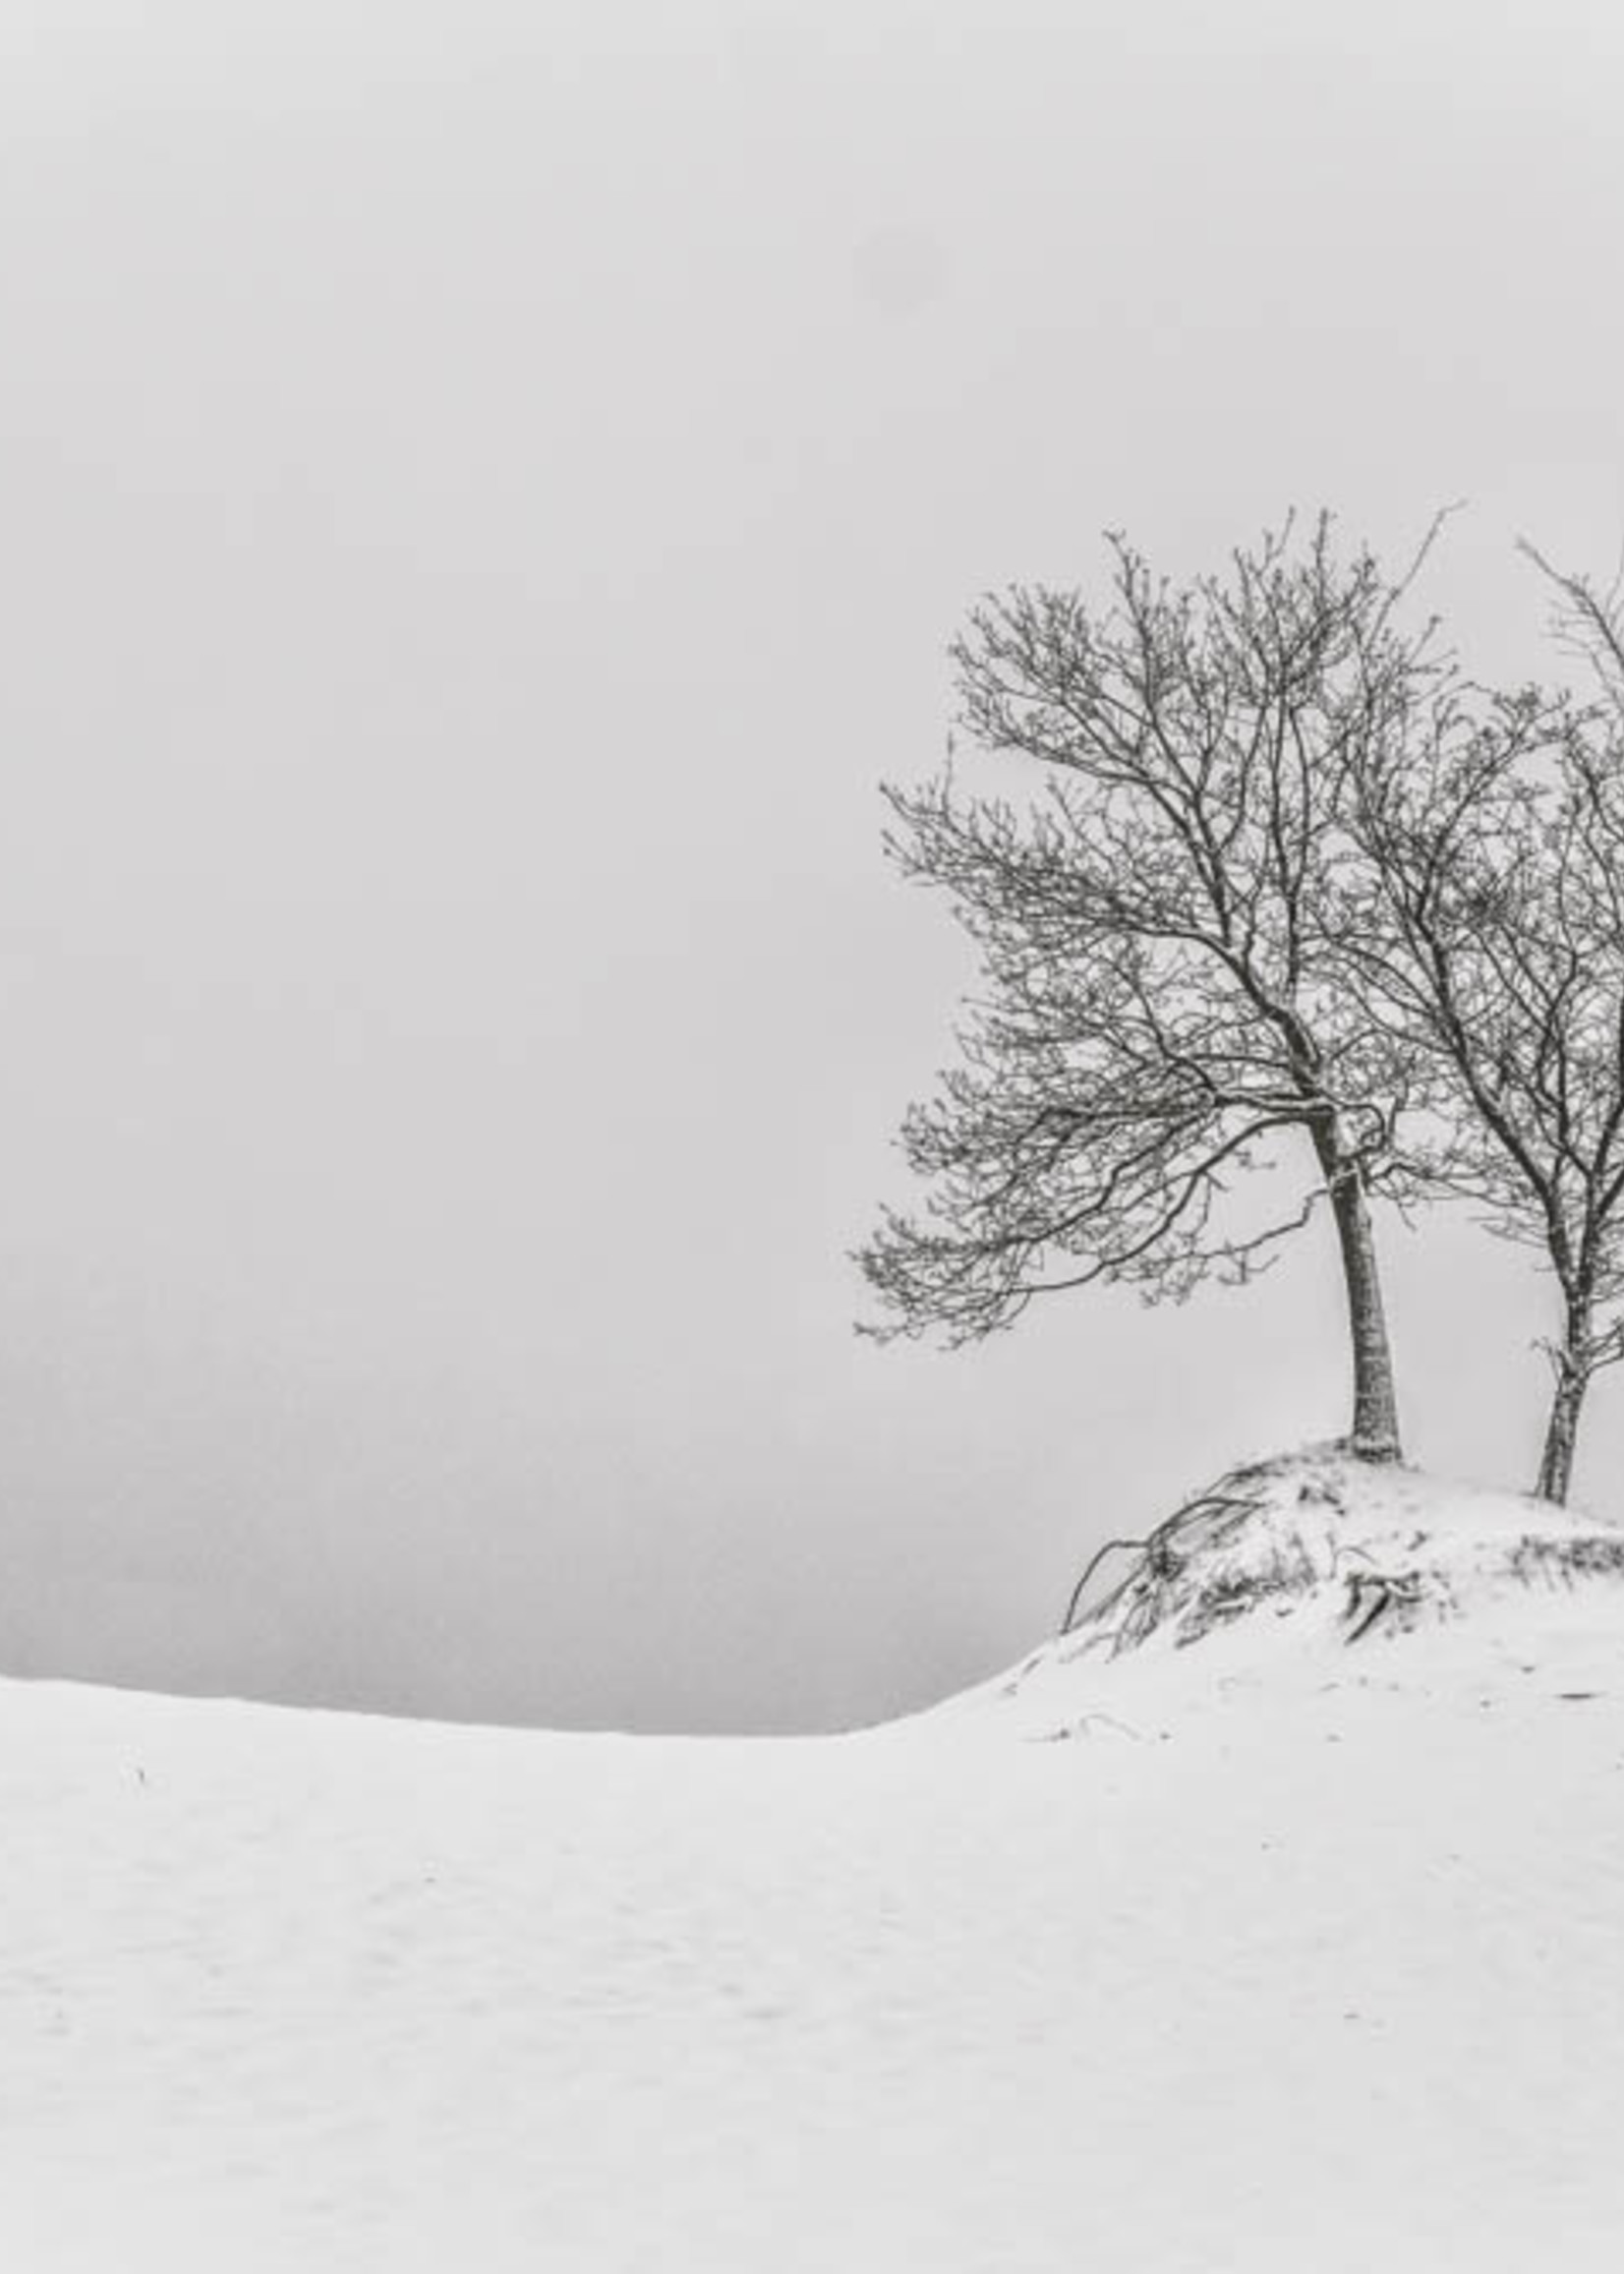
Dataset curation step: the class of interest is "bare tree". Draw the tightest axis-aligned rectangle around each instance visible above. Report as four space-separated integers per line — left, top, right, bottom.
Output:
859 517 1450 1463
1347 554 1624 1504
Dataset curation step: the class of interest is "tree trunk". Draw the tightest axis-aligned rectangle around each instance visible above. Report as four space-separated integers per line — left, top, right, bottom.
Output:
1312 1128 1403 1464
1536 1305 1592 1505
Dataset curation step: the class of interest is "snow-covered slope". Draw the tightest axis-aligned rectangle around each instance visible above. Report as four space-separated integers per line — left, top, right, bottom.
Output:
950 1443 1624 1736
6 1454 1624 2273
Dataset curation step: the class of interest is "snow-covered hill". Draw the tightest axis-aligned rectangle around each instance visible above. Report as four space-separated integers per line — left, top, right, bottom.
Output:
7 1453 1624 2273
949 1443 1624 1735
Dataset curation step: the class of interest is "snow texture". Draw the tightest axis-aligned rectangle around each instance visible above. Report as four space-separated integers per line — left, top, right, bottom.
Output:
6 1451 1624 2272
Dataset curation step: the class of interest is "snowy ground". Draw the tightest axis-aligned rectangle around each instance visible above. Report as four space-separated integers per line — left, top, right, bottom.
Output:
6 1454 1624 2272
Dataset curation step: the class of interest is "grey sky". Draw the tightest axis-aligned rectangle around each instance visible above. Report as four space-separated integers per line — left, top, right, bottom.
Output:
2 0 1622 1730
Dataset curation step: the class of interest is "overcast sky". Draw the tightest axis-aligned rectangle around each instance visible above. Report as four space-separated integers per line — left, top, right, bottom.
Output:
2 0 1622 1731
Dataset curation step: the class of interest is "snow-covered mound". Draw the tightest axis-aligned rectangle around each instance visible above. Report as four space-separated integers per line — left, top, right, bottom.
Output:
6 1454 1624 2273
947 1446 1624 1741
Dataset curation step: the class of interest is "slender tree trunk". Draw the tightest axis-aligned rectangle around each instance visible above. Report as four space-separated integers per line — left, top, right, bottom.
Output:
1536 1301 1592 1505
1311 1124 1403 1464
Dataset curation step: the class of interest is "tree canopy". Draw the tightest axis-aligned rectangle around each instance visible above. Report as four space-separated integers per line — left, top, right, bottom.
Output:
860 515 1624 1502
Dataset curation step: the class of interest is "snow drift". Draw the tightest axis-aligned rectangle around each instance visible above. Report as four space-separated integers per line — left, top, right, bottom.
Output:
6 1452 1624 2273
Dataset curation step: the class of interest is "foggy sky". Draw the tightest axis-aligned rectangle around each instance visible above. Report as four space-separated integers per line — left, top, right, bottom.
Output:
2 0 1623 1730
